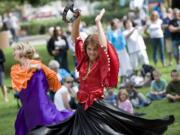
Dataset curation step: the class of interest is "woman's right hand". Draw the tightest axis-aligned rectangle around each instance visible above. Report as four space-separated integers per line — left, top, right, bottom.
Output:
73 9 81 18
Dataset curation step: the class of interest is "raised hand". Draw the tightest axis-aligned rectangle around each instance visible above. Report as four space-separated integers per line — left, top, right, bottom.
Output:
95 8 105 23
95 8 107 48
73 9 81 18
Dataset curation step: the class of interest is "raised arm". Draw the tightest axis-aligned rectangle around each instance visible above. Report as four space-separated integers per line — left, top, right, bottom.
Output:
125 28 136 39
71 10 81 42
95 9 107 48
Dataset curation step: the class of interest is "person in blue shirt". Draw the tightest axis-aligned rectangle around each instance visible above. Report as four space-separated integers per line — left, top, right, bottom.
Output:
147 70 167 100
106 18 132 82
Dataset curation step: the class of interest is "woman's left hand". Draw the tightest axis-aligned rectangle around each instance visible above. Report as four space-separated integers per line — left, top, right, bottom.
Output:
95 8 105 23
30 64 41 70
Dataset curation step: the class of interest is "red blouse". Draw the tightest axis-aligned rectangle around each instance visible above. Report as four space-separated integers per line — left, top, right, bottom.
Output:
75 37 119 110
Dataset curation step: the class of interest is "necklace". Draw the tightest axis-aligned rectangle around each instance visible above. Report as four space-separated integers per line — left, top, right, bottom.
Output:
82 61 91 80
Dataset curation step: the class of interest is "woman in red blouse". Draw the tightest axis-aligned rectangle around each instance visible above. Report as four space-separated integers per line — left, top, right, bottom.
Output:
29 9 174 135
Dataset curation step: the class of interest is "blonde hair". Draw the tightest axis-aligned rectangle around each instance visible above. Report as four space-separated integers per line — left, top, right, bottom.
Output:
118 89 129 101
12 42 35 59
33 52 40 60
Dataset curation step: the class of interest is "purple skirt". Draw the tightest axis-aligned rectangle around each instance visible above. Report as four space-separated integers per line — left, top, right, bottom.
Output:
15 70 73 135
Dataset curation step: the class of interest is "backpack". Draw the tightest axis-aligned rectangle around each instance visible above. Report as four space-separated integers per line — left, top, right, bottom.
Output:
141 64 155 80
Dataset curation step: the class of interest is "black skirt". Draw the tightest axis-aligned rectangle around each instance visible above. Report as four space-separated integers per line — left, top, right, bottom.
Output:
28 100 174 135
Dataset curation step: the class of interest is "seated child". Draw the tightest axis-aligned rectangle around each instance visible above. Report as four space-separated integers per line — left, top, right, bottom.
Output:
117 89 133 114
147 70 167 100
166 69 180 102
126 81 151 108
104 89 117 106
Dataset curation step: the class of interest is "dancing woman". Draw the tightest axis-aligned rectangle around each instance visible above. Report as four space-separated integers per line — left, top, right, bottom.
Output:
11 43 73 135
28 9 174 135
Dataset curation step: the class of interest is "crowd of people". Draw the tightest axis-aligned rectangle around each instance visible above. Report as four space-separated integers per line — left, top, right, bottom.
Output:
43 2 180 114
0 0 179 135
8 7 175 134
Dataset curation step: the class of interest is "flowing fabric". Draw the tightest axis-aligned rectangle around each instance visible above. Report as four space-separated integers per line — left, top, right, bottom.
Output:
27 36 174 135
28 100 174 135
15 70 73 135
11 60 61 92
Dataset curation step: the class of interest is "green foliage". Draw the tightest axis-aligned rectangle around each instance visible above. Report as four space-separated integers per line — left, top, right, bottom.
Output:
81 7 128 26
26 0 52 6
20 18 66 35
13 0 55 6
0 1 20 14
20 6 128 35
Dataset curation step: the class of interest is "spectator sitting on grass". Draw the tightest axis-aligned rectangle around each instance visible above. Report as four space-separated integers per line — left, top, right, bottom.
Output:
166 69 180 102
48 59 71 101
117 89 134 114
126 81 151 108
147 70 167 101
48 59 71 83
54 76 78 111
104 89 117 106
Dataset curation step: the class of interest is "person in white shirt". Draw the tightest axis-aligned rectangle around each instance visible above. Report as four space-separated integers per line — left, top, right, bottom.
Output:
123 19 149 71
146 11 165 66
106 18 133 81
6 12 19 42
54 76 78 111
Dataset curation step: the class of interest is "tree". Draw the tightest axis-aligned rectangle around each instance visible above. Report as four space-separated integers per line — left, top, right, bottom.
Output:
0 0 57 14
21 0 53 6
0 1 20 14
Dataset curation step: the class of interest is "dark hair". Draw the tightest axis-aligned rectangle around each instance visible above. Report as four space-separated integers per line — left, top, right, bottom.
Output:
171 69 178 76
110 20 116 28
123 19 130 29
125 81 135 88
110 18 119 30
53 27 59 37
83 34 99 55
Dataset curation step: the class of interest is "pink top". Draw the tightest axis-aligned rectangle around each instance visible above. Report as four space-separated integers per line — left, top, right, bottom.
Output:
118 100 134 114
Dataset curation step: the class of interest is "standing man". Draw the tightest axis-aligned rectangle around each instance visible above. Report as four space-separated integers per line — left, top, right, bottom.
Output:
0 49 8 102
169 9 180 70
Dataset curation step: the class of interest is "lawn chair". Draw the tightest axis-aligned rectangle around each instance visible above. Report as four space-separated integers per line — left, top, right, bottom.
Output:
14 92 21 108
7 86 21 108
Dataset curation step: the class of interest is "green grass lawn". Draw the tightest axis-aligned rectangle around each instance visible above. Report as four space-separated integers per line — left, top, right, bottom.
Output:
0 44 180 135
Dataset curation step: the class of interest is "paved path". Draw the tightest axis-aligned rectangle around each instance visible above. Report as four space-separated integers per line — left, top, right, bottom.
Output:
14 34 50 46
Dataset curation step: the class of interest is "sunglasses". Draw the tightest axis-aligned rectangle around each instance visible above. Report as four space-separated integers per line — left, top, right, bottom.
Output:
66 81 73 83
